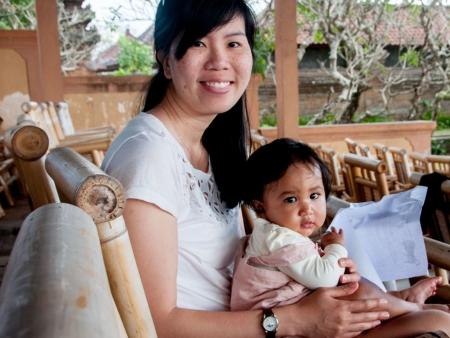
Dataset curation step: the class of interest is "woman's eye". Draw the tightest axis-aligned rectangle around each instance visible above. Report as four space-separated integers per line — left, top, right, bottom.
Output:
192 40 205 47
284 196 297 204
310 193 320 200
228 41 241 48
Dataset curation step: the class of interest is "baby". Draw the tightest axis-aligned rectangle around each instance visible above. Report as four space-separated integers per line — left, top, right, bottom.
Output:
231 138 450 337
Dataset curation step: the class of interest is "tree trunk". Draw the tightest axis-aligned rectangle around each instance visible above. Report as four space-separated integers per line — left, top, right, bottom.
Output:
338 89 362 124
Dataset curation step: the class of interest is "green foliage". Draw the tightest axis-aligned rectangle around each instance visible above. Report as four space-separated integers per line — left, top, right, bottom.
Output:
299 115 312 126
354 114 394 123
420 99 450 129
399 49 420 67
431 140 448 155
313 30 325 44
260 113 277 127
384 3 396 13
297 3 318 21
0 0 35 29
115 36 153 76
253 27 275 76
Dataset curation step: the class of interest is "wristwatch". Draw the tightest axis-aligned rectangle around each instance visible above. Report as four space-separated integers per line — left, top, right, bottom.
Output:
261 308 279 338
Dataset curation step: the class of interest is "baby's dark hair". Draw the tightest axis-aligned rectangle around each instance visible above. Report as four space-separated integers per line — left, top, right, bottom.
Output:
243 138 332 205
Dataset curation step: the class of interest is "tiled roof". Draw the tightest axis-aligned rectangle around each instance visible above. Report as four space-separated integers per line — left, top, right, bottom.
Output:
297 7 450 46
88 30 146 72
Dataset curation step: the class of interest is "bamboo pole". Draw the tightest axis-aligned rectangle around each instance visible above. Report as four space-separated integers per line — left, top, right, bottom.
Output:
45 147 158 338
424 237 450 271
4 121 59 209
45 147 124 223
4 120 49 161
98 216 158 338
0 203 127 338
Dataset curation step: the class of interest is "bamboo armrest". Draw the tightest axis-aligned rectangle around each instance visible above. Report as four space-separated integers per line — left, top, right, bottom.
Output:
59 133 112 149
410 172 450 194
343 153 386 173
427 154 450 163
65 126 115 139
0 203 127 337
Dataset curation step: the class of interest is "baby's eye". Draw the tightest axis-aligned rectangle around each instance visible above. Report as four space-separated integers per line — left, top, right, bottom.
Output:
310 192 320 200
284 196 297 204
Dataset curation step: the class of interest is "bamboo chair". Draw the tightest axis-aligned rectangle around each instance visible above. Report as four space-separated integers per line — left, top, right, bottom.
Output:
357 142 375 159
0 158 17 207
1 123 158 338
314 145 348 199
21 102 115 166
342 154 389 202
45 147 158 338
372 143 403 192
344 137 361 155
410 152 433 174
327 195 450 302
373 143 396 178
250 129 268 152
389 147 413 190
0 136 18 209
426 154 450 176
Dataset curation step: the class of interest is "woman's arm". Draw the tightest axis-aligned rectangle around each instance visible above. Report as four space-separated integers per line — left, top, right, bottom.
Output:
124 199 389 338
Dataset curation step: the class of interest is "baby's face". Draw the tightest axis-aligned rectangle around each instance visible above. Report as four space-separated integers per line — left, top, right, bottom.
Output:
259 162 327 237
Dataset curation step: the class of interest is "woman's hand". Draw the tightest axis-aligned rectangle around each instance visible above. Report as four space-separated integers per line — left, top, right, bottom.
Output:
278 283 389 338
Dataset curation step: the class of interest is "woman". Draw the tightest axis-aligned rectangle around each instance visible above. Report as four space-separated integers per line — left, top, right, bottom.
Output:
102 1 443 336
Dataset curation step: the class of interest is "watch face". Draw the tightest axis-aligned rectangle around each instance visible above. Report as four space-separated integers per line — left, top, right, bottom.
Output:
263 316 278 332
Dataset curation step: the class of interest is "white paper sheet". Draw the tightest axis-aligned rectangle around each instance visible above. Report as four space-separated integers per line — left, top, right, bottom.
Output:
328 186 428 290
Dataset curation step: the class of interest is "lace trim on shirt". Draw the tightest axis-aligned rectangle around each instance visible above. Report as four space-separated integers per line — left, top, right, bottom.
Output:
178 152 236 225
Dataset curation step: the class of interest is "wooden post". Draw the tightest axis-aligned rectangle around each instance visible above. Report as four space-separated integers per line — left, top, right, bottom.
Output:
275 0 299 138
0 203 127 338
45 147 158 338
246 73 262 130
35 0 64 101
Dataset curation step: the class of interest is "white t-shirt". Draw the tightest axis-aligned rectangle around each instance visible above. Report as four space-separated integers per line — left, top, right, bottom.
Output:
102 113 243 311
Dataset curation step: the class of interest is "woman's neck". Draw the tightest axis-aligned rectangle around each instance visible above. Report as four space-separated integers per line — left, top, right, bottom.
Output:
152 92 212 172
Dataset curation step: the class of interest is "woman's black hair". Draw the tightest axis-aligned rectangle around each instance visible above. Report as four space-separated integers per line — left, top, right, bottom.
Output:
143 0 256 208
243 138 332 206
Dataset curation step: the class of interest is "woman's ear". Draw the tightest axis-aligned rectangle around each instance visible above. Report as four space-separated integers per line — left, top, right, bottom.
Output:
157 51 172 79
163 57 172 79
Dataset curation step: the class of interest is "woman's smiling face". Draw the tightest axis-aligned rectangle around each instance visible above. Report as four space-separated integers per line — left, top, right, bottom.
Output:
163 15 253 117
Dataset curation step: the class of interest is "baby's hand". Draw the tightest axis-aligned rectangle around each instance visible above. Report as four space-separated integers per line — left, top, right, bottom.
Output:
320 227 344 248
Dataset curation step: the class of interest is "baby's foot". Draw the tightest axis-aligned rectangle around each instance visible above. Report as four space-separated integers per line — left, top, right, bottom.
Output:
402 277 442 304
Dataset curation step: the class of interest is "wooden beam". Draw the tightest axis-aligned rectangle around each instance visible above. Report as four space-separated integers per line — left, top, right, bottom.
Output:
275 0 299 138
35 0 64 101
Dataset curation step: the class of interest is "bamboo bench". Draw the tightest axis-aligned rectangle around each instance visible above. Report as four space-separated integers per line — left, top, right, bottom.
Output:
0 146 158 337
